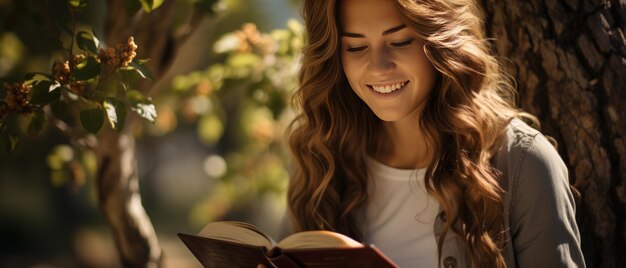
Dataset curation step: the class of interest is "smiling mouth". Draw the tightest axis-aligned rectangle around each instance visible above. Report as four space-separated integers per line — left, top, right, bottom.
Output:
367 80 409 94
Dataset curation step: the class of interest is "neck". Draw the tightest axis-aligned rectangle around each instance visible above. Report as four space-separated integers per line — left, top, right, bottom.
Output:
374 116 432 169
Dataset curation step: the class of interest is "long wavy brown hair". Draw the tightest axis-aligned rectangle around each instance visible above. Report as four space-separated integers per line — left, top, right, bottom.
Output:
287 0 538 267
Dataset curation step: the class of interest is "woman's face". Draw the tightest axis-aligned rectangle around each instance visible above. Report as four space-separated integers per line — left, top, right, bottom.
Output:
340 0 437 122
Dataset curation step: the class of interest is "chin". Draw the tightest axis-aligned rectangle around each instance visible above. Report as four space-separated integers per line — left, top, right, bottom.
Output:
370 110 404 122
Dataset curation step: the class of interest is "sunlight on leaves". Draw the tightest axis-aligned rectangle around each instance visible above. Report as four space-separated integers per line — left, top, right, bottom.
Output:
47 145 74 170
30 81 61 105
72 56 101 81
197 113 223 145
0 32 24 76
127 90 157 123
68 0 88 8
226 53 261 69
138 0 164 13
76 31 99 54
242 106 275 146
213 33 241 53
103 98 126 131
129 59 154 81
80 150 97 179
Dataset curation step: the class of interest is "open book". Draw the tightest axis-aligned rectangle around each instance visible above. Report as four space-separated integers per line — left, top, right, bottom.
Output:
178 221 398 268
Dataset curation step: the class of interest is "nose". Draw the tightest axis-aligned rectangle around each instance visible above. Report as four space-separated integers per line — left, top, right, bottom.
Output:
367 45 395 75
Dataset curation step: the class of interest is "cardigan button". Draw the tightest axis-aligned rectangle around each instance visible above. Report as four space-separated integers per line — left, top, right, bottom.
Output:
443 256 457 268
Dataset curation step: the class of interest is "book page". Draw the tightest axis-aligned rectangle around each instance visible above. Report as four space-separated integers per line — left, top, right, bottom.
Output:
198 221 275 249
277 230 364 249
178 233 274 268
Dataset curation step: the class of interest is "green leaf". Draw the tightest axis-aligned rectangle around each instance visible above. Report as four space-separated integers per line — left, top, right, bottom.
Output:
138 0 164 13
227 53 262 68
69 0 88 8
103 98 126 131
129 60 155 81
95 78 120 97
27 110 46 136
76 31 99 54
30 81 61 105
50 100 74 125
127 90 157 123
80 108 104 134
24 72 53 83
50 81 62 91
73 56 101 81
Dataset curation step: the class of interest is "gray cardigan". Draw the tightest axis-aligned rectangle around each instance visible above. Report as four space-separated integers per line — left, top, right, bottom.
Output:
435 119 585 268
281 119 586 267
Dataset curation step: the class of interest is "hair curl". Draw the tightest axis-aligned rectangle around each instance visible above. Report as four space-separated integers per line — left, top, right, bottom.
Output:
287 0 538 267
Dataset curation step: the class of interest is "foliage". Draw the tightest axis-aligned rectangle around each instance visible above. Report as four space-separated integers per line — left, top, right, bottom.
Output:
0 0 299 264
168 20 304 225
0 0 300 231
0 1 156 153
0 1 161 190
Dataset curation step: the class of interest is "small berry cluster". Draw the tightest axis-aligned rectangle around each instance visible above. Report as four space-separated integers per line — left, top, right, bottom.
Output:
98 36 138 69
52 53 86 95
119 36 138 67
70 53 86 94
98 47 119 67
2 82 32 115
53 60 71 85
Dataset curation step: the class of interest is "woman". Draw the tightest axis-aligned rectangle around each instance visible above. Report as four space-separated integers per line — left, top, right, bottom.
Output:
285 0 585 267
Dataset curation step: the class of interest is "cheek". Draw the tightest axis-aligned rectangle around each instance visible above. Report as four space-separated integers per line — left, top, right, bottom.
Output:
341 54 361 89
402 49 436 84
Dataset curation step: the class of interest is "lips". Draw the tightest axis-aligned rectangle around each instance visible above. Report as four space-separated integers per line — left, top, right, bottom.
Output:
367 80 410 94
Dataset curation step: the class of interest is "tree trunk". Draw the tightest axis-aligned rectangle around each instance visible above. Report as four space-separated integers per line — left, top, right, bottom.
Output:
96 130 162 267
480 0 626 267
95 0 207 266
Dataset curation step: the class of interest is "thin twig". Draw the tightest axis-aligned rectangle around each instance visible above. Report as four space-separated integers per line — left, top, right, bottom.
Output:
43 105 73 139
43 105 97 150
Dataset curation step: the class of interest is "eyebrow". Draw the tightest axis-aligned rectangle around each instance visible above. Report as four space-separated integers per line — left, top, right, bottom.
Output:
341 24 407 38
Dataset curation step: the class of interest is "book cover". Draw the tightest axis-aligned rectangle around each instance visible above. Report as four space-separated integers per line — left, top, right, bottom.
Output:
178 221 398 268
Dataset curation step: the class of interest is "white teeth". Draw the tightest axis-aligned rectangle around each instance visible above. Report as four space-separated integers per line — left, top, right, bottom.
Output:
371 81 407 94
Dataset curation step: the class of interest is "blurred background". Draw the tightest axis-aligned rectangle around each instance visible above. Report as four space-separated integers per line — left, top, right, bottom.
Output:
0 0 301 267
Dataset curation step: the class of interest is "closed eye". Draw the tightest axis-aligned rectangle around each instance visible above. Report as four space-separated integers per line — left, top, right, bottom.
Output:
391 39 413 47
346 46 367 52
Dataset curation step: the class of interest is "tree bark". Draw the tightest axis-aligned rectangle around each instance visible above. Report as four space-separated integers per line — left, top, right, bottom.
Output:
480 0 626 267
95 0 207 266
96 130 162 267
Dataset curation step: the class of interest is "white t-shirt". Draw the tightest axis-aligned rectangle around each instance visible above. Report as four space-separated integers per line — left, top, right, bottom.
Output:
363 156 440 268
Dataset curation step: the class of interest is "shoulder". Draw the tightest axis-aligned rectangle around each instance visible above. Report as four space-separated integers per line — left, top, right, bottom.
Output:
494 118 570 202
507 118 566 176
496 122 585 267
496 118 564 172
504 118 542 152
